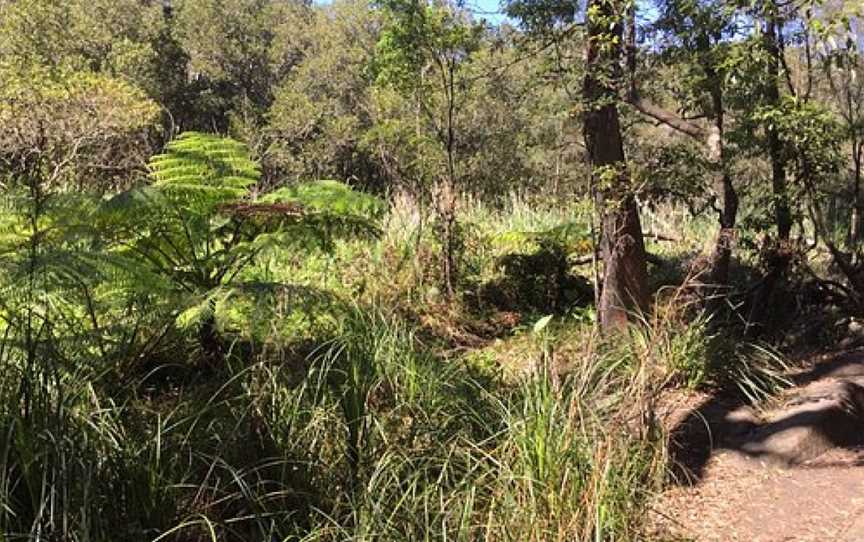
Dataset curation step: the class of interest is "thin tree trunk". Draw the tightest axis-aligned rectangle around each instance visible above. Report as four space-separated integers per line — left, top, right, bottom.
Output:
584 0 648 331
765 14 792 241
438 58 458 300
437 179 456 300
625 8 737 301
707 129 737 290
745 7 793 337
705 68 738 292
851 141 862 256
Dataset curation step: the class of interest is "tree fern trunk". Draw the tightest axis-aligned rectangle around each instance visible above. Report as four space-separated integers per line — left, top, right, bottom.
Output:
198 311 223 369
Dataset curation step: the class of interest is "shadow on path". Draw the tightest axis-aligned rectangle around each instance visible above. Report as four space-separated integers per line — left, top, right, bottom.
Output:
668 349 864 485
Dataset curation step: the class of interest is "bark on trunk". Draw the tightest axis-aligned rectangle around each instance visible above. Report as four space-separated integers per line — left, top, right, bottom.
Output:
584 0 648 331
765 15 792 241
436 178 456 300
596 193 649 329
437 57 458 301
851 142 862 257
705 76 738 291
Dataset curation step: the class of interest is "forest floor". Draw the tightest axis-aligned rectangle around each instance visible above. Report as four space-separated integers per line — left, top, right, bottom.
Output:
647 350 864 541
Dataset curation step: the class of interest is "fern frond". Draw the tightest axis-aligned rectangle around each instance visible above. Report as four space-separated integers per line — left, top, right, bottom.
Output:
260 180 385 218
175 287 230 331
148 132 260 211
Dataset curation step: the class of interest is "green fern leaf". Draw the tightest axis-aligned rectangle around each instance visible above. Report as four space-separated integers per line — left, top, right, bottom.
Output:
148 132 260 212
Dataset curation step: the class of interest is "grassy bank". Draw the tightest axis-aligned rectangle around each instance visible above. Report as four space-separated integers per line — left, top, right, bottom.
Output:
0 197 783 541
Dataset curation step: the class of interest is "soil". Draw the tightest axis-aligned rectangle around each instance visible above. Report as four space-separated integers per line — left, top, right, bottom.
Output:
650 446 864 541
648 350 864 541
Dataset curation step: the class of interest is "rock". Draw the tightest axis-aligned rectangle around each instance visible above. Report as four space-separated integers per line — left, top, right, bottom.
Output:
721 406 760 440
839 321 864 348
822 351 864 379
735 379 864 466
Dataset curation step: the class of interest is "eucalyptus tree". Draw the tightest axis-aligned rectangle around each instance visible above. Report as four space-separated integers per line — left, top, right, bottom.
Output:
506 0 648 329
373 0 484 299
584 0 650 329
166 0 298 134
0 0 163 77
732 0 857 329
779 6 864 308
817 16 864 251
628 0 741 296
266 0 383 189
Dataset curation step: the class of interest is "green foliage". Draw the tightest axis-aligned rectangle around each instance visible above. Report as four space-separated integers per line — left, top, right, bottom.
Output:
629 303 793 399
167 0 299 132
0 63 160 189
99 131 383 351
4 0 864 539
754 96 844 183
265 0 380 186
373 0 484 91
633 139 713 212
262 180 385 218
371 0 483 188
0 0 162 73
150 131 260 206
248 307 667 541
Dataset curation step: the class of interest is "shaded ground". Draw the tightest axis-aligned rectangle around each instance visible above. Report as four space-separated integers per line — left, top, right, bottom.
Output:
650 446 864 541
667 350 864 482
649 350 864 541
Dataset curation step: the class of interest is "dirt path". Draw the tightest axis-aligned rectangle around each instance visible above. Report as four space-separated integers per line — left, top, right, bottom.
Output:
648 351 864 541
652 447 864 541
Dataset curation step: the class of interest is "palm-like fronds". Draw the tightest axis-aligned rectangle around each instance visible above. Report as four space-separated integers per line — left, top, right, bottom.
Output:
92 132 385 360
149 132 259 213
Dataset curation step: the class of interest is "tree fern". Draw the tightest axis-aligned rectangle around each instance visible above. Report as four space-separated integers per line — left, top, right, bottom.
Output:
148 131 259 214
94 131 384 367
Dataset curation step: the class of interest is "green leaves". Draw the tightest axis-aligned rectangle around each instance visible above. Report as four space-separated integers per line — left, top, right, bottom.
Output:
532 314 553 334
148 132 260 213
99 131 385 351
372 0 483 93
261 180 385 218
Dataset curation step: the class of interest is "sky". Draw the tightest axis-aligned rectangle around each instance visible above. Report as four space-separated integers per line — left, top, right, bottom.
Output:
462 0 510 25
313 0 512 25
310 0 670 28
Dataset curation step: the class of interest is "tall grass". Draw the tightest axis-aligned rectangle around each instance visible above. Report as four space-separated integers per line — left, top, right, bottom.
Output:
0 306 672 540
246 308 669 541
0 198 789 541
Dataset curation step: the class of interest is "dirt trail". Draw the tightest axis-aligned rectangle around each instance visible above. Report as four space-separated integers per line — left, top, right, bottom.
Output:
649 351 864 542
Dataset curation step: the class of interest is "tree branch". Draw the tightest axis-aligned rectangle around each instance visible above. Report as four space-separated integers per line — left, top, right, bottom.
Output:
625 94 707 141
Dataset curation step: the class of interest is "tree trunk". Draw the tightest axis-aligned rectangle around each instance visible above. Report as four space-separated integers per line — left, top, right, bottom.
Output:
435 57 458 301
436 178 456 300
745 7 793 337
584 0 648 331
625 7 736 303
765 14 792 241
851 141 862 257
198 309 223 370
705 72 738 291
707 127 737 291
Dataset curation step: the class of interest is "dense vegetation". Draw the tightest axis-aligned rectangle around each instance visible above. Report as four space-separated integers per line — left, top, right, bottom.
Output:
0 0 862 539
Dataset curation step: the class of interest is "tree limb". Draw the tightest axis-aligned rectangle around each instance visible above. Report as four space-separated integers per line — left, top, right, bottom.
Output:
625 94 707 141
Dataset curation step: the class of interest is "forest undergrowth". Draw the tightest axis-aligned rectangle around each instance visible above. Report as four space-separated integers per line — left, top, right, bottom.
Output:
0 191 801 541
3 0 862 538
